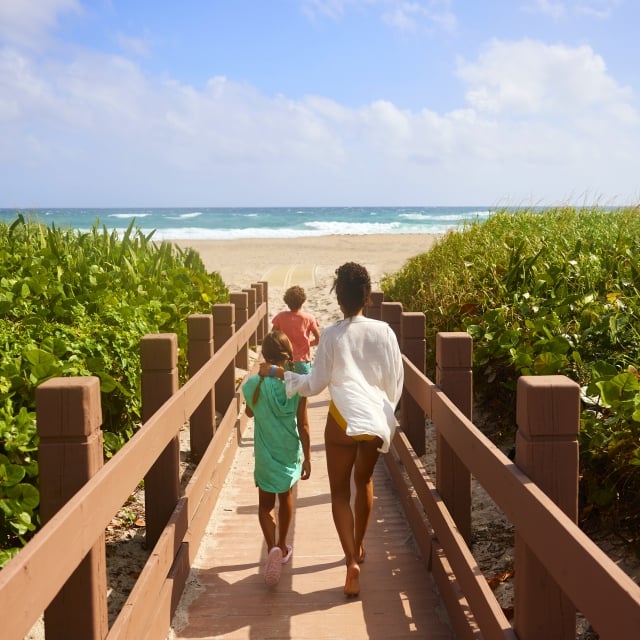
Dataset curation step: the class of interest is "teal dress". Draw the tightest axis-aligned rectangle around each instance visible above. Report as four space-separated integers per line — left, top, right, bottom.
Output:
242 375 302 494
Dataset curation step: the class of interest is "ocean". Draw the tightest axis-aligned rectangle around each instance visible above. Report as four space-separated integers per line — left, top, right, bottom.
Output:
0 206 494 240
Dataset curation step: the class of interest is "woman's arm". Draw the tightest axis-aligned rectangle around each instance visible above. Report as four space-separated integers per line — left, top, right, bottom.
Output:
259 328 333 397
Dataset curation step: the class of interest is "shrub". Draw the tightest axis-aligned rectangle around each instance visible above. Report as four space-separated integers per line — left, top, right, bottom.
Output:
382 206 640 548
0 215 228 562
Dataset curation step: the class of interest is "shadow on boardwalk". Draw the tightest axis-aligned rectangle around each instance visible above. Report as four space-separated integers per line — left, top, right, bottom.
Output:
169 390 454 640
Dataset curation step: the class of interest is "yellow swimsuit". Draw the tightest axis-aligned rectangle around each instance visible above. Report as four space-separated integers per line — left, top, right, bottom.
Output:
328 401 376 442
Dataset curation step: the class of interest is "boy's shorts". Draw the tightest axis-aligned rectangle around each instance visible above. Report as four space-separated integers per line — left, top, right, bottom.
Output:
294 361 312 374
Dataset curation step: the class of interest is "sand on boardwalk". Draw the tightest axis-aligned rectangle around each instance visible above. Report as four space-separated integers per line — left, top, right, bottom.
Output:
174 233 438 324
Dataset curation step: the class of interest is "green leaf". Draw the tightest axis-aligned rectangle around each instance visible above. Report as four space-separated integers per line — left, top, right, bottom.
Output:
0 547 19 568
23 348 56 366
0 463 26 487
596 373 640 407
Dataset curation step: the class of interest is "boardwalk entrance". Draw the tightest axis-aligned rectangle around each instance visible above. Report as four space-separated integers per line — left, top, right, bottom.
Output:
168 388 454 640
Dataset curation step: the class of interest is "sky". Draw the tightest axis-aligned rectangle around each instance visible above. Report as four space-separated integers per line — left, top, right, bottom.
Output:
1 0 639 208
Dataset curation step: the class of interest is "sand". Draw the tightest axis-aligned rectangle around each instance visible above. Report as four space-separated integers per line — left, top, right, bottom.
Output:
174 233 438 324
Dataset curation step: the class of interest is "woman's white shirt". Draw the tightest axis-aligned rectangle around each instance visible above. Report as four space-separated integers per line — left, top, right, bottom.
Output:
283 315 404 453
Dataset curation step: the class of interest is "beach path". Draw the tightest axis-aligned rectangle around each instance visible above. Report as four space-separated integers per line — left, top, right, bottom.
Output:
168 386 453 640
261 263 317 287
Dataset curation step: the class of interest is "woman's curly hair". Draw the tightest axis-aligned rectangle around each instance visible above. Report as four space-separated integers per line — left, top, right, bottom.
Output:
332 262 371 317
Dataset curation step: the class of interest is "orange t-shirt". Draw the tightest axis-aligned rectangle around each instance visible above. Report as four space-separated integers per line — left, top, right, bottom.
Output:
272 310 320 362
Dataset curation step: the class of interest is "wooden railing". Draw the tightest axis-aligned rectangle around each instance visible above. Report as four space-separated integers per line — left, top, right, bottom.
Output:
365 294 640 640
0 282 269 640
2 284 640 640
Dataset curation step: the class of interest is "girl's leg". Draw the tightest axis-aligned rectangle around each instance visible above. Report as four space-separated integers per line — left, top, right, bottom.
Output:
353 439 382 564
276 488 294 555
324 415 360 595
258 488 277 551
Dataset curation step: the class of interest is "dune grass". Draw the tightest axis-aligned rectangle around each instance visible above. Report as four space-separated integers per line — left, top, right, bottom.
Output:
382 205 640 550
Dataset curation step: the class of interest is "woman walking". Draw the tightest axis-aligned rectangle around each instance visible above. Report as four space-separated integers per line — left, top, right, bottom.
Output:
260 262 403 596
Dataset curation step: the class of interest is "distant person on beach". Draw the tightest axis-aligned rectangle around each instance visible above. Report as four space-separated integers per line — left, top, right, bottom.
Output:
242 330 311 587
260 263 403 597
272 285 320 433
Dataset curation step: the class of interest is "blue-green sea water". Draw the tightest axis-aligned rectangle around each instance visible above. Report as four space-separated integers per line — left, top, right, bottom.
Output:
0 206 494 240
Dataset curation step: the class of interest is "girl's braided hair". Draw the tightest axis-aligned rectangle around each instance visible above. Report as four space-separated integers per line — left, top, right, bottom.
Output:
331 262 371 317
253 329 294 404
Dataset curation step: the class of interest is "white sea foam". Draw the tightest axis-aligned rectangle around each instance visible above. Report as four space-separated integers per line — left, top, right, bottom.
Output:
104 223 455 241
399 210 491 221
174 211 203 219
304 220 403 234
108 212 152 219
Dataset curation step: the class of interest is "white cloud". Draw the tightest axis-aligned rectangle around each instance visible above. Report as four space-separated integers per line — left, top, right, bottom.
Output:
1 12 638 206
526 0 567 18
302 0 456 33
115 32 153 59
382 1 456 33
524 0 620 19
457 39 636 122
0 0 82 49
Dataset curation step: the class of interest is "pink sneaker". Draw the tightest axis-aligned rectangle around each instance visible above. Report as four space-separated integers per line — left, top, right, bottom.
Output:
281 544 293 564
264 547 283 586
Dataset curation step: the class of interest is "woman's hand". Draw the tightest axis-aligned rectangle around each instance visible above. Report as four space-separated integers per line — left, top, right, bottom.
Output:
259 363 283 378
258 362 272 377
301 459 311 480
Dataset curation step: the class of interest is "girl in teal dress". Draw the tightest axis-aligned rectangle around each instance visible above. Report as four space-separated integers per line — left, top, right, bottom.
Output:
242 330 311 586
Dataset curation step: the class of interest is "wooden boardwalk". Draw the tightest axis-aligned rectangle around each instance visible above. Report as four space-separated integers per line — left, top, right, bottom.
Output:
168 388 454 640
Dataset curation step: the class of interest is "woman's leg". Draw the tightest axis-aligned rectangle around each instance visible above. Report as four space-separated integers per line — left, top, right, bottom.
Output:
324 414 361 595
276 488 294 555
258 488 277 551
353 439 382 563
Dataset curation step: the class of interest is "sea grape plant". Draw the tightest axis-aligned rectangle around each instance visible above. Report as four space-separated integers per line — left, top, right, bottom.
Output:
0 215 228 563
381 206 640 547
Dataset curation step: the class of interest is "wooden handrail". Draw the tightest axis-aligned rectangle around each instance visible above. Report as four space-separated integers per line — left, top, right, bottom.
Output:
0 297 266 640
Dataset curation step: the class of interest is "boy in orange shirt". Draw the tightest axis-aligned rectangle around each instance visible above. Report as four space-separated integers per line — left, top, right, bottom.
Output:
272 285 320 430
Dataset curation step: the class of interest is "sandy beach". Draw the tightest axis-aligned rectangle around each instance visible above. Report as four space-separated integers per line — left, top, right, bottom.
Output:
175 233 439 325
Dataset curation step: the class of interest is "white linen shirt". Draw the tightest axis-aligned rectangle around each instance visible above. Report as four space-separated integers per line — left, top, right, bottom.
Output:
283 315 404 453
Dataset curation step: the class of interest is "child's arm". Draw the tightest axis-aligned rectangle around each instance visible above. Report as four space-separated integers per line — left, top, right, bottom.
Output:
309 318 320 347
296 399 311 480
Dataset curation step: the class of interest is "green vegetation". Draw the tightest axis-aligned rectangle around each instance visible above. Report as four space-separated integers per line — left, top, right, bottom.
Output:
382 206 640 551
0 215 227 566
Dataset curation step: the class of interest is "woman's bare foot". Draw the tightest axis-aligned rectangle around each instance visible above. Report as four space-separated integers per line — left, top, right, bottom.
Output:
344 563 361 597
357 546 366 564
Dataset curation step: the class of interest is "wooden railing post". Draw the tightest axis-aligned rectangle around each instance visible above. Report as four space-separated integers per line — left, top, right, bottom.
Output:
230 292 249 370
435 332 472 544
381 301 403 344
514 375 580 640
259 280 269 341
187 314 216 460
213 303 236 413
401 311 427 455
36 377 108 640
141 333 180 549
366 290 384 319
251 283 265 344
242 287 258 347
